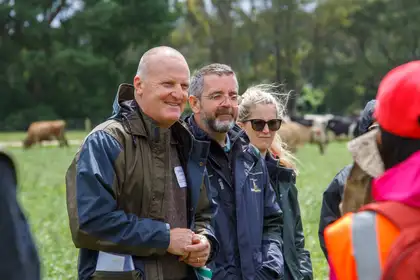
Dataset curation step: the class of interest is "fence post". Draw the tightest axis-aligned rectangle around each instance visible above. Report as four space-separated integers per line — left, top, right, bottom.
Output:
84 118 92 132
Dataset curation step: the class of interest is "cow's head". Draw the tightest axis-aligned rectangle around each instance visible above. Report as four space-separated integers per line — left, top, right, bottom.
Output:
22 138 33 149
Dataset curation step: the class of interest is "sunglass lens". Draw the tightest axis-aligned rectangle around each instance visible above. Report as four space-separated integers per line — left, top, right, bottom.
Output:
267 119 282 131
251 120 266 131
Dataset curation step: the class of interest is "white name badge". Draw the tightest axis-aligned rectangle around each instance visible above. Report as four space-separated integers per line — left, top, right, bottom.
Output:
95 251 135 272
174 166 187 188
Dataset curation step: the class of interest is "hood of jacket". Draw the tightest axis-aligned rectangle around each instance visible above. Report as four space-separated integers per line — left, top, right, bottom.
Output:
111 83 137 117
372 150 420 208
109 83 154 139
356 100 376 137
265 153 296 184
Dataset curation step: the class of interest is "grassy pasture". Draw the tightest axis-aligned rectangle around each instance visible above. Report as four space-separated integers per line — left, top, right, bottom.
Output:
0 130 87 143
4 138 351 280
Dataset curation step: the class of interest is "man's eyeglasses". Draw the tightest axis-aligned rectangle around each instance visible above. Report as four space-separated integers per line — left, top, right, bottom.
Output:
202 93 238 105
244 119 282 132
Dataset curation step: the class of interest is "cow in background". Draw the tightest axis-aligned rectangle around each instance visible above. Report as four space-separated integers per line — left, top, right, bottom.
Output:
326 115 359 139
279 117 328 155
23 120 69 149
294 113 359 140
290 115 314 127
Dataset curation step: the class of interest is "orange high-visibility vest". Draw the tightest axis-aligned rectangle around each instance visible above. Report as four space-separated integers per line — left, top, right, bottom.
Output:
324 211 400 280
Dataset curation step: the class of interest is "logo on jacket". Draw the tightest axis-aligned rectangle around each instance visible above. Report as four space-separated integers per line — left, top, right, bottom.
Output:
250 178 261 193
244 161 251 176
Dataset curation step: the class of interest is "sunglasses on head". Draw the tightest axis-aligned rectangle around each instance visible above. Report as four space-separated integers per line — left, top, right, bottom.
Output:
245 119 282 132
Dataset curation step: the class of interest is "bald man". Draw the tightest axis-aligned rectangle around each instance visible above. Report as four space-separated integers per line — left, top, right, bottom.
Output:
66 46 218 280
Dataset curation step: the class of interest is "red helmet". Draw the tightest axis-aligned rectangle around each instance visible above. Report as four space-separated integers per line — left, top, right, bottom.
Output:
374 60 420 139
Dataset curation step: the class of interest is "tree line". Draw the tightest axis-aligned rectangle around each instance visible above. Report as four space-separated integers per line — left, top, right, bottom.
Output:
1 0 419 130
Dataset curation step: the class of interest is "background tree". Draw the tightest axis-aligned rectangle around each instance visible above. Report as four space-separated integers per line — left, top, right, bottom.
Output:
1 0 419 130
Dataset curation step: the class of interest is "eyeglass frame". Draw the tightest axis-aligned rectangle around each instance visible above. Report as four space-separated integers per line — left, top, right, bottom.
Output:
201 92 239 106
243 118 283 132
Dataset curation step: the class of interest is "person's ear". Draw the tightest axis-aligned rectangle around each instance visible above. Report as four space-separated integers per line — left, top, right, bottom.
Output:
189 96 201 114
133 75 143 97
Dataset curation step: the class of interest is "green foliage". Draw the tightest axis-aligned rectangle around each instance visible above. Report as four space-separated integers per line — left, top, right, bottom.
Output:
1 0 179 130
297 85 325 113
3 104 59 130
2 0 420 128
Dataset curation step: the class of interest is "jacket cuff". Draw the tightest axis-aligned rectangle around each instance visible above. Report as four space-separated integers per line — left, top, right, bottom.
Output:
164 223 170 248
154 223 171 255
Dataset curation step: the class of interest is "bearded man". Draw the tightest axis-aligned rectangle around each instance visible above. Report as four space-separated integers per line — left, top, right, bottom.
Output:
184 63 284 280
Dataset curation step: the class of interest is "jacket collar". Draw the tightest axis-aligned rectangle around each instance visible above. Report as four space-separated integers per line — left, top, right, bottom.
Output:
265 153 296 183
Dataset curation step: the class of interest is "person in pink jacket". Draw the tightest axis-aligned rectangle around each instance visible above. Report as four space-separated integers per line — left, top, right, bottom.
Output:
326 60 420 280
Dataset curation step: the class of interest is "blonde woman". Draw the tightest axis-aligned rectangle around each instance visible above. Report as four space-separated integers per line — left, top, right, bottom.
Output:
237 84 313 280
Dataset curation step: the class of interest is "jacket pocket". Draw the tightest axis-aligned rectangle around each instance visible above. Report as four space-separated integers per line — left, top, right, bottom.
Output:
91 270 142 280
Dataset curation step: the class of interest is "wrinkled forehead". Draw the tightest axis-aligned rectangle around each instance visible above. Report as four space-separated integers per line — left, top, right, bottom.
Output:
203 74 238 95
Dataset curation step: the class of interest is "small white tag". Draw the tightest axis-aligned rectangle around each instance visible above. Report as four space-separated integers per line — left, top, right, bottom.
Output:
95 251 134 272
218 178 224 190
174 166 187 188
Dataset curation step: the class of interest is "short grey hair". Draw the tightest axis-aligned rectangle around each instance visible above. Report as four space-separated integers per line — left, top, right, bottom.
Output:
189 63 237 99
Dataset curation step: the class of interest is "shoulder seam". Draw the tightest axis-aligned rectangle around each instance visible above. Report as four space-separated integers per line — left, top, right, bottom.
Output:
76 120 124 155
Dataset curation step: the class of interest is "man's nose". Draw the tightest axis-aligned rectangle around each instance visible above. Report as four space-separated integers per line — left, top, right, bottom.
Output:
171 84 187 99
220 96 234 107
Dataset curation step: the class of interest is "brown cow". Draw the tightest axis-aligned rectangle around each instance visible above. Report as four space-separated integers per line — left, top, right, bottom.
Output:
278 120 327 154
23 120 69 149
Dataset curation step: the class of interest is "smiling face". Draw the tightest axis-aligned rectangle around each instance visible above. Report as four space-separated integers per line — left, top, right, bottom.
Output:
134 55 190 128
239 103 279 154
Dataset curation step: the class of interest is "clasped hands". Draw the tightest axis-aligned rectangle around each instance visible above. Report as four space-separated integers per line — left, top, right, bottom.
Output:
167 228 211 268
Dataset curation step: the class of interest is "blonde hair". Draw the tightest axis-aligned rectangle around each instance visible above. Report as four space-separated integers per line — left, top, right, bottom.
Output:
238 84 298 172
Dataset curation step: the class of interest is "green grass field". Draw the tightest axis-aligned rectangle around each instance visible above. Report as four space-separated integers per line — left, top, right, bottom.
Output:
0 130 87 143
4 140 351 280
